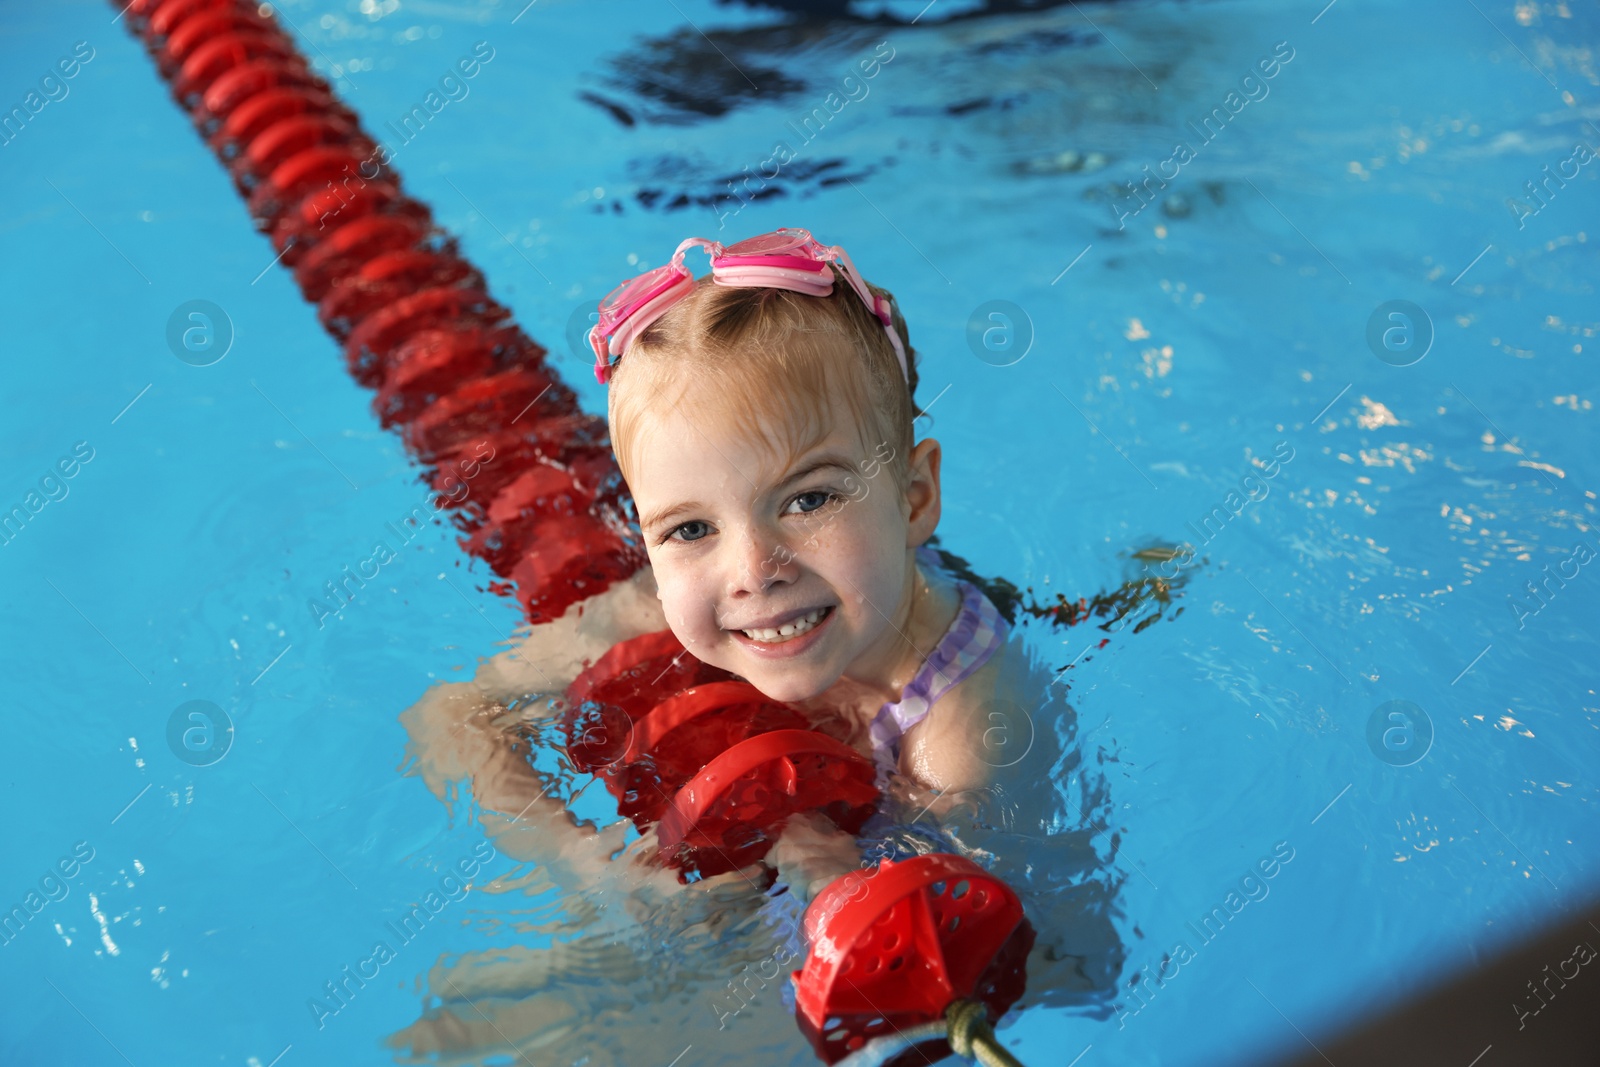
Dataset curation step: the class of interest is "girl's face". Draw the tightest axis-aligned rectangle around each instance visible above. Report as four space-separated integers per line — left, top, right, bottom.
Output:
628 395 938 703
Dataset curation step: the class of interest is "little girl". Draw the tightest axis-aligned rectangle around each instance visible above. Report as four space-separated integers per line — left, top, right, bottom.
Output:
590 227 1035 901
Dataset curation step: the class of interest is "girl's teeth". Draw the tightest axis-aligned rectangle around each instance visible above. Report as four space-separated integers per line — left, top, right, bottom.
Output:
743 608 825 643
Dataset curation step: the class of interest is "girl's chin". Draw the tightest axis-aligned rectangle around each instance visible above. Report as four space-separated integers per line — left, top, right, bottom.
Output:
729 662 838 703
734 664 835 705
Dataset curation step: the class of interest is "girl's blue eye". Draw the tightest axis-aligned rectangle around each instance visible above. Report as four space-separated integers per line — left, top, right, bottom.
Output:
670 520 711 543
790 490 833 514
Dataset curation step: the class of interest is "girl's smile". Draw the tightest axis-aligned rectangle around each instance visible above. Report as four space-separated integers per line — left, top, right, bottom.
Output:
727 604 836 654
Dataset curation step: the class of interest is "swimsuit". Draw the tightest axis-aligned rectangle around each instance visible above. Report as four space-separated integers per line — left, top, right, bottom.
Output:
866 558 1010 786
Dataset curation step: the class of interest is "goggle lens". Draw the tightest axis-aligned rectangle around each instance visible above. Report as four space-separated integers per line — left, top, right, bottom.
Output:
598 263 680 322
722 228 812 257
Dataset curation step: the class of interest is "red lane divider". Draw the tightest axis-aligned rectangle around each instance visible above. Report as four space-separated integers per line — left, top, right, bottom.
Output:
118 6 1035 1057
123 0 643 626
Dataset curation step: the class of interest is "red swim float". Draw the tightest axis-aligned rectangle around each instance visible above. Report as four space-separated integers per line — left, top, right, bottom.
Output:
617 682 816 825
213 85 357 158
246 143 386 226
293 213 435 302
200 57 325 129
558 631 876 875
159 8 281 70
174 31 300 104
344 286 509 385
315 245 478 340
562 629 732 773
236 113 370 186
273 181 429 267
658 729 879 876
793 854 1035 1063
143 0 251 41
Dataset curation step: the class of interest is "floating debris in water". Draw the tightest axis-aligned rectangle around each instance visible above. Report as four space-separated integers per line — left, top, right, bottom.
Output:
1015 149 1110 176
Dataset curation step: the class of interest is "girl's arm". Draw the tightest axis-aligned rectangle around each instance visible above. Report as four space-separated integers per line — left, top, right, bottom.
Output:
400 568 675 891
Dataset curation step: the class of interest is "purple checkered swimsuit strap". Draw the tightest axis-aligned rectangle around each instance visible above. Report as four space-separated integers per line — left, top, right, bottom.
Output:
868 569 1009 783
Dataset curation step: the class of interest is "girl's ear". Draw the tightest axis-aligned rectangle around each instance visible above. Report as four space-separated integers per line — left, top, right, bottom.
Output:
904 437 942 548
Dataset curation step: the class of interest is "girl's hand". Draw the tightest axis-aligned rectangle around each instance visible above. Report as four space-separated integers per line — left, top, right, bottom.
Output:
769 811 864 904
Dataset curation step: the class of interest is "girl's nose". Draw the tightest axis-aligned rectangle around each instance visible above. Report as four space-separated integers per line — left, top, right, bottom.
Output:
725 526 798 597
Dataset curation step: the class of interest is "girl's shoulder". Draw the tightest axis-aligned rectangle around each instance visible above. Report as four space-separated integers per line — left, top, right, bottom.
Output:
895 579 1039 791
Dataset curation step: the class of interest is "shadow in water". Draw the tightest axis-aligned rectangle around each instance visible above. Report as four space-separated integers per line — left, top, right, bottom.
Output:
578 0 1114 221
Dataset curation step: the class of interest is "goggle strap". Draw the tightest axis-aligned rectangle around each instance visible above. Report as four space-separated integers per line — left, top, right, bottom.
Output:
829 248 910 379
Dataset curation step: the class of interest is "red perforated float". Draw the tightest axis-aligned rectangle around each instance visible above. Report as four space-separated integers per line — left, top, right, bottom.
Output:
293 214 434 302
159 8 280 71
559 633 873 872
272 181 428 267
246 143 385 226
374 328 510 427
612 682 809 824
658 729 878 877
793 854 1035 1064
213 86 356 157
318 249 480 340
174 31 300 103
200 58 325 129
344 287 508 385
236 113 370 187
562 631 728 769
144 0 250 41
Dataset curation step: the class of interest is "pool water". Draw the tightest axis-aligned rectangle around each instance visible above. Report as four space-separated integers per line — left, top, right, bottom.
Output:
3 0 1598 1065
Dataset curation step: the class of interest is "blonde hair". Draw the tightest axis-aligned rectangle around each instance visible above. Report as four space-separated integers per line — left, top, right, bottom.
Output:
606 267 920 493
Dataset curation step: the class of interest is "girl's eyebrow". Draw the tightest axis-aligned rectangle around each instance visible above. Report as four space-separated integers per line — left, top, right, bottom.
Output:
639 500 701 533
779 454 857 489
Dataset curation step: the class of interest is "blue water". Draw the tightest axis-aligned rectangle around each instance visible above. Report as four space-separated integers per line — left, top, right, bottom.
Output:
3 0 1598 1065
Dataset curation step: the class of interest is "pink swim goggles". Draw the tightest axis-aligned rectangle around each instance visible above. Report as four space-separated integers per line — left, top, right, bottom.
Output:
587 227 909 385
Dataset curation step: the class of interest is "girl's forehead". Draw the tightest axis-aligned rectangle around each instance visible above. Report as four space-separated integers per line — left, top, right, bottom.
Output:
633 391 866 494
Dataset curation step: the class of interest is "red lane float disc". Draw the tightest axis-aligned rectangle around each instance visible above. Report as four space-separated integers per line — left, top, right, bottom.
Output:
318 249 482 339
658 730 879 877
344 286 507 385
247 143 384 227
793 853 1035 1064
568 630 694 708
160 8 278 70
494 508 646 625
274 183 427 266
237 113 367 185
174 30 298 103
613 682 813 825
561 630 729 772
405 368 573 463
467 449 623 578
563 632 690 772
200 57 323 126
144 0 248 40
292 214 435 302
320 265 474 343
432 417 610 516
358 247 483 288
563 627 694 777
214 86 354 156
374 329 503 428
630 681 813 764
